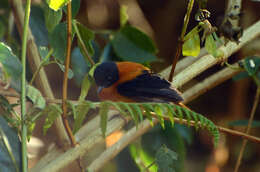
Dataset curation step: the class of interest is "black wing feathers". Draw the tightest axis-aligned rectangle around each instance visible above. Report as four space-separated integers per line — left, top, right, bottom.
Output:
117 71 183 103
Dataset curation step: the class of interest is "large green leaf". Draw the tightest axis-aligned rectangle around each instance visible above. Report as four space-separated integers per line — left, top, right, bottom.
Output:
155 145 178 172
63 0 81 18
78 74 91 101
0 42 22 91
205 34 218 57
71 47 90 86
49 22 75 62
111 25 157 63
46 0 70 11
26 85 46 109
73 101 91 134
182 27 200 57
0 116 21 172
30 6 49 46
44 4 63 33
43 104 62 135
99 102 109 137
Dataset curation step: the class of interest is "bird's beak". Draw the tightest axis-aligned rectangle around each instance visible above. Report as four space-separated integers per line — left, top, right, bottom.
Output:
97 86 104 94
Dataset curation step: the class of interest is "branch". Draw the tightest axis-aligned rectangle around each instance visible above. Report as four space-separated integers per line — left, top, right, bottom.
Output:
72 21 95 66
11 0 70 147
234 86 260 172
168 0 195 81
62 1 77 147
172 20 260 88
182 63 242 103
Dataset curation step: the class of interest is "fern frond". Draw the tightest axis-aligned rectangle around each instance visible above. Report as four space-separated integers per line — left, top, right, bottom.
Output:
67 101 220 146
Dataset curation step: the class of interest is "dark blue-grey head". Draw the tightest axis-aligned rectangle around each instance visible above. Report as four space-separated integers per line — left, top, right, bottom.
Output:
94 62 119 89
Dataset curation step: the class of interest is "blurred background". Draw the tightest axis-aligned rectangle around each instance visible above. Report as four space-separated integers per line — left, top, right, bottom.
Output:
1 0 260 171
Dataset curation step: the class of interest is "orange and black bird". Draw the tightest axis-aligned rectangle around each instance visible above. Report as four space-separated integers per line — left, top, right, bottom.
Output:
93 61 184 104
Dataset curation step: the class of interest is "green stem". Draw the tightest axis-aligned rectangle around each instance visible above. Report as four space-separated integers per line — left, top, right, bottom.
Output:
168 0 195 81
72 20 95 67
234 86 260 172
21 0 31 171
29 48 53 85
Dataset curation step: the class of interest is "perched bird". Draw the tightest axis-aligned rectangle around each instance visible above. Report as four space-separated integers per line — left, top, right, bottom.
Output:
93 61 183 104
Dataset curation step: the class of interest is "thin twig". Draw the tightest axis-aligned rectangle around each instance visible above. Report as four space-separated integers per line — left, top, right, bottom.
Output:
29 48 53 85
168 0 195 81
20 0 31 170
234 86 260 172
72 20 95 67
62 1 77 147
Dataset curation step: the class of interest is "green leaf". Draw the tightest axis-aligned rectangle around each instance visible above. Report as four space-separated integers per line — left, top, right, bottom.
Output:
0 42 22 91
57 62 74 79
129 143 158 172
0 116 21 172
182 27 200 57
43 104 62 135
78 74 91 101
63 0 81 18
26 85 46 109
107 102 128 117
49 22 75 62
44 4 63 33
71 47 90 86
99 102 109 137
111 25 157 63
155 145 178 172
30 6 49 46
75 21 95 58
38 46 49 60
154 105 165 129
228 120 260 128
27 122 36 141
89 62 101 78
131 104 143 122
73 101 91 134
242 56 260 76
46 0 70 11
205 34 218 57
232 71 249 81
165 104 176 126
120 5 128 27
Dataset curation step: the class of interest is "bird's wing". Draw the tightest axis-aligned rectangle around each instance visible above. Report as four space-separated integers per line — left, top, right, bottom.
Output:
117 72 183 103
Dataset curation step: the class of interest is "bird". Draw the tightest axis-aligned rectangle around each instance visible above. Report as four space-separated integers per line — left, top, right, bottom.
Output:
93 61 184 104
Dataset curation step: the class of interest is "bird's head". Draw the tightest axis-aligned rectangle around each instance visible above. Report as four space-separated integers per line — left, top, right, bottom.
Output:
94 62 119 92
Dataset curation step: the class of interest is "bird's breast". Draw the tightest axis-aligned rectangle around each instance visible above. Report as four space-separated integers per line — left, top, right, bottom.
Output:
98 86 134 102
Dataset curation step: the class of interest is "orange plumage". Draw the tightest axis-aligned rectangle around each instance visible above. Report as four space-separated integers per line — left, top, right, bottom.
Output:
94 61 183 103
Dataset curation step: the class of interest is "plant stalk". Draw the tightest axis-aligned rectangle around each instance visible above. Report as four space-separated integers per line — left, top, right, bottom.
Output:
21 0 31 171
234 86 260 172
168 0 194 81
62 1 77 147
